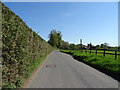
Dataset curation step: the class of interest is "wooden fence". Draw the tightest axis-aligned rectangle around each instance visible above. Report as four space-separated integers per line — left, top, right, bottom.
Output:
82 49 120 59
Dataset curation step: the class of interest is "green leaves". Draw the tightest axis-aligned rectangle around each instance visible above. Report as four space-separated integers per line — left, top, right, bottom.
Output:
2 3 53 88
48 30 62 48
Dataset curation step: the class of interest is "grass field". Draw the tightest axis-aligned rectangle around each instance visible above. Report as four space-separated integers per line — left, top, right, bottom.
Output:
80 49 119 59
60 50 120 75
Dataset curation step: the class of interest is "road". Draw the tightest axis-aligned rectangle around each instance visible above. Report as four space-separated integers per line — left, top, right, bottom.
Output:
27 50 118 88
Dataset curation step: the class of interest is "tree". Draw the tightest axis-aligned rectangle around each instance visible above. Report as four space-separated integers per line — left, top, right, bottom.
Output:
61 41 69 49
57 31 62 48
96 45 100 49
87 43 92 49
104 43 109 49
48 30 62 48
69 44 75 50
100 43 109 49
48 30 57 47
74 45 80 50
101 44 104 49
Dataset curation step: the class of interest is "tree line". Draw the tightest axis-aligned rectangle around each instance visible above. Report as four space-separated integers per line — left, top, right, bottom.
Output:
48 30 72 49
48 30 119 50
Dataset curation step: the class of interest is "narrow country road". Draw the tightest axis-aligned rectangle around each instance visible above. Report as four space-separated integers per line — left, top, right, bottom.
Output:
27 50 118 88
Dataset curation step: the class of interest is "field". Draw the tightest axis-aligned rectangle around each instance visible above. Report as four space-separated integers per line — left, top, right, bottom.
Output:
60 50 120 76
81 49 119 59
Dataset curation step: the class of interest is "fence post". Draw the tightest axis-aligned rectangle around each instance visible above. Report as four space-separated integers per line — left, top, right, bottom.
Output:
115 51 117 59
96 49 97 55
103 49 105 56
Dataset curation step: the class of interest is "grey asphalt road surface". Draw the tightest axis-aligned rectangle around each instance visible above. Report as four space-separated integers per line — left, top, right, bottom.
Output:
27 50 118 88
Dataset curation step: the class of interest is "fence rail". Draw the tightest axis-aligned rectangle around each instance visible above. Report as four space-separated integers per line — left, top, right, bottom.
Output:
82 49 120 59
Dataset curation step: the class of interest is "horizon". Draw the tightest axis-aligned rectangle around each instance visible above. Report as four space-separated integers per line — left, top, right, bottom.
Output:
3 2 118 47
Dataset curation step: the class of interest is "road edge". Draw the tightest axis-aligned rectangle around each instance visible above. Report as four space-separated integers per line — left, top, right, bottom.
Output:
21 51 53 88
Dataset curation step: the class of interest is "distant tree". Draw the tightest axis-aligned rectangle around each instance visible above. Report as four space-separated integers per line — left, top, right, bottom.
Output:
61 41 69 49
69 44 76 50
103 43 109 49
100 43 109 49
48 30 62 48
104 43 109 46
101 44 104 49
90 43 92 48
96 45 100 49
48 30 58 47
87 43 92 49
74 45 80 50
57 31 62 48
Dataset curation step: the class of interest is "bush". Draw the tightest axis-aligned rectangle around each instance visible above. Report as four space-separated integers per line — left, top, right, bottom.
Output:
2 3 53 88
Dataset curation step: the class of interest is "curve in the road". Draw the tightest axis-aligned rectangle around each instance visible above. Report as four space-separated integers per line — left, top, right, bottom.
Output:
27 50 118 88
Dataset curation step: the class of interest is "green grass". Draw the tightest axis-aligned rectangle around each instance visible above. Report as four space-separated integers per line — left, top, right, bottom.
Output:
81 49 119 59
25 55 47 78
60 50 120 75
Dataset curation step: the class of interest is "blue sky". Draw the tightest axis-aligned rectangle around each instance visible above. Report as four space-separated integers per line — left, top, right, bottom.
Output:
4 2 118 46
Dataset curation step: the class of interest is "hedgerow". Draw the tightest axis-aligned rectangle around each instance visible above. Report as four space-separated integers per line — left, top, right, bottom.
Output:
2 3 53 88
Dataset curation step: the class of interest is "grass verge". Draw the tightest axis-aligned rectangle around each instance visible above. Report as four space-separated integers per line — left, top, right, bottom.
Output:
3 52 52 88
60 50 120 81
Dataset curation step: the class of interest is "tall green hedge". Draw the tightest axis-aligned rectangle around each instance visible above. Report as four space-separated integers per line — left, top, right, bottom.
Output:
2 3 53 88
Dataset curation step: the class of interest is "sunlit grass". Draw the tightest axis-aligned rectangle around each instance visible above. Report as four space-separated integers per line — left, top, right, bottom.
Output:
80 49 119 59
60 50 120 74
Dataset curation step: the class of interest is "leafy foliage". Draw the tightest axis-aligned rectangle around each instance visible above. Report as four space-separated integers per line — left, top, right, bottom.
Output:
2 3 53 88
48 30 62 48
48 30 81 50
61 41 70 50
